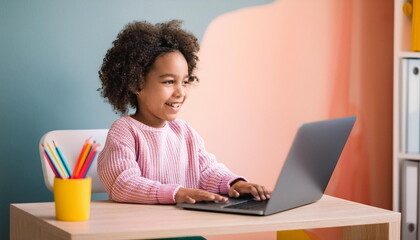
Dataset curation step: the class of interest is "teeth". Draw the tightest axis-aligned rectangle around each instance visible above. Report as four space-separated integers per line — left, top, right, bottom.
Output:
166 103 180 108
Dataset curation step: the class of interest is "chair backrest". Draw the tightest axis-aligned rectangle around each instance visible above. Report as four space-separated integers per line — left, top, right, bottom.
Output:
39 129 108 193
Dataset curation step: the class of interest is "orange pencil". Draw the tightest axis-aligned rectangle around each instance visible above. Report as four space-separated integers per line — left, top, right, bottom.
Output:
72 137 92 178
77 144 100 178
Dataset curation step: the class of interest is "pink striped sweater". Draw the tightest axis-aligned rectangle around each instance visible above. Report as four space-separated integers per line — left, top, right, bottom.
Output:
97 116 243 204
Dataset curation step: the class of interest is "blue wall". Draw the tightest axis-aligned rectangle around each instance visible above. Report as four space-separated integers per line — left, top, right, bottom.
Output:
0 0 273 238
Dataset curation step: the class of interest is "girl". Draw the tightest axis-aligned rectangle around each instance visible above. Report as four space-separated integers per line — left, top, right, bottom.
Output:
97 20 270 204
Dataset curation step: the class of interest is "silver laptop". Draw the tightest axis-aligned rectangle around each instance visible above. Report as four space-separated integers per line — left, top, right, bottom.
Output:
177 116 356 216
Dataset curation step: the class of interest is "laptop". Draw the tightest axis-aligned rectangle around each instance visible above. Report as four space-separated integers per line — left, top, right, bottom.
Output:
177 116 356 216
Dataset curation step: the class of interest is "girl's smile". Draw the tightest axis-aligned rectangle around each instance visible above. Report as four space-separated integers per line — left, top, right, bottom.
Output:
165 102 182 109
132 51 191 128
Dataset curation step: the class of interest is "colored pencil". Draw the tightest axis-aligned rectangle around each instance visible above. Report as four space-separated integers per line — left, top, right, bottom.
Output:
44 144 65 178
53 141 71 178
42 144 61 178
72 137 92 178
47 143 68 178
82 150 99 178
78 144 100 178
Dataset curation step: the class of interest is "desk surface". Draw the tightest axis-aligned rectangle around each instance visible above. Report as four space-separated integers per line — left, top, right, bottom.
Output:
10 195 400 240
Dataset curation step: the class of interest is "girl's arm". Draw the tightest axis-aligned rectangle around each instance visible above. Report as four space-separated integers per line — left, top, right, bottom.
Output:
97 132 181 204
198 149 244 194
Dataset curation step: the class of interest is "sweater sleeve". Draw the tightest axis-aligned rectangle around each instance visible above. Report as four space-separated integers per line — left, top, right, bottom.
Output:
97 124 181 204
189 127 246 194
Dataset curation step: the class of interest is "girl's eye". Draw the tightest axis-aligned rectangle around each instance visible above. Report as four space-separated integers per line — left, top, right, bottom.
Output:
163 80 174 84
182 81 190 85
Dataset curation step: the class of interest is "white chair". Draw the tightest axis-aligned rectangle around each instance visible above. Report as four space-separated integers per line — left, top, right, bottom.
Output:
39 129 108 193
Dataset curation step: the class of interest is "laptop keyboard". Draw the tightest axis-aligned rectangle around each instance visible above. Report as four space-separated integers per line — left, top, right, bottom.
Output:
224 200 268 210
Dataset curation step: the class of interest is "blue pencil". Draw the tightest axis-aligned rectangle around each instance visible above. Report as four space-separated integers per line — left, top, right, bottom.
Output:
42 144 62 178
82 149 99 178
53 141 72 177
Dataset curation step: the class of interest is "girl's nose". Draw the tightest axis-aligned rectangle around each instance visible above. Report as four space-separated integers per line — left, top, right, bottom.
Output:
174 83 186 97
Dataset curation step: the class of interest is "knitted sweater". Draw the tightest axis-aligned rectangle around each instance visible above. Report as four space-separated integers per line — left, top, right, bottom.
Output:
97 116 243 204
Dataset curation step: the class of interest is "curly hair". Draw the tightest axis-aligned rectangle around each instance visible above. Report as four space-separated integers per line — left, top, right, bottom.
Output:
98 20 200 115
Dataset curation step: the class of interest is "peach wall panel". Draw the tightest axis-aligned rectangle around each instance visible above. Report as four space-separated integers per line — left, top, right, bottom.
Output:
180 1 393 239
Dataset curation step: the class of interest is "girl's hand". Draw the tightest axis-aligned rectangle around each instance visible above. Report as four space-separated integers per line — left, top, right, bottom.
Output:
229 180 271 201
175 188 228 204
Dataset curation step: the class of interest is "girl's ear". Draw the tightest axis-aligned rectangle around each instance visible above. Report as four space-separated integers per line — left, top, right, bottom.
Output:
134 78 145 94
129 87 140 95
129 82 143 95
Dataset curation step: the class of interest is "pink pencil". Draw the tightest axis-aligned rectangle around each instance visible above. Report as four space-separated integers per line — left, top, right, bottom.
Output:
72 137 92 178
42 145 60 178
77 144 100 178
82 150 99 178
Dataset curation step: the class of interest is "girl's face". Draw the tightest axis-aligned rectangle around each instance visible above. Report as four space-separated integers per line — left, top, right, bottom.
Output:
133 51 191 128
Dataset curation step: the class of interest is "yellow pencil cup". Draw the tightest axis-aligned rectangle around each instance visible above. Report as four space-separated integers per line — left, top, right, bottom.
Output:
53 177 91 221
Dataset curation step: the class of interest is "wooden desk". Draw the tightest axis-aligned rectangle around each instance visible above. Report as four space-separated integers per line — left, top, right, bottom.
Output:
10 195 400 240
